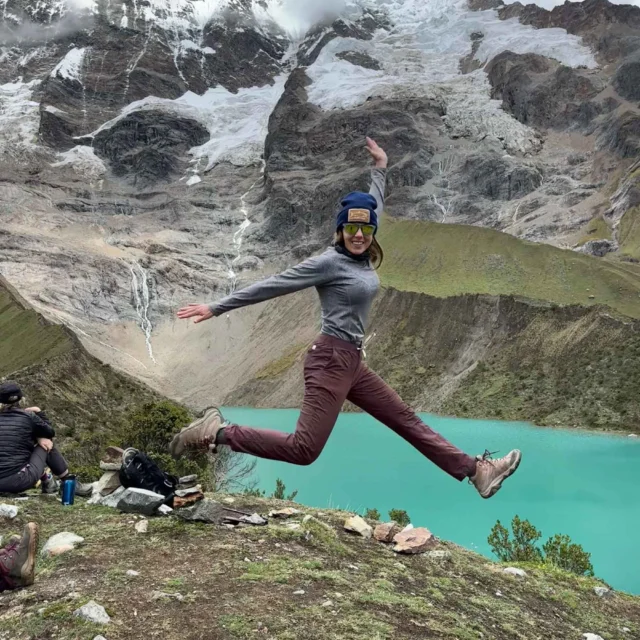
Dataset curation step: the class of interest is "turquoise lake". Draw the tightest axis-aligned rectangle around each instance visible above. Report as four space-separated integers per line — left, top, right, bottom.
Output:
223 408 640 595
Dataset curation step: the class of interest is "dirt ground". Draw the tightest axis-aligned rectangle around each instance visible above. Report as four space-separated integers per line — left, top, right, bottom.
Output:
0 493 638 640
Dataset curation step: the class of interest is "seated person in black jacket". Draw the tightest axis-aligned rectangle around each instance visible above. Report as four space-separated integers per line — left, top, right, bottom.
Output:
0 381 92 496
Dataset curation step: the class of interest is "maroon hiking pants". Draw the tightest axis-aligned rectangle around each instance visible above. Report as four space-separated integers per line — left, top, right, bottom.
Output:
225 335 477 481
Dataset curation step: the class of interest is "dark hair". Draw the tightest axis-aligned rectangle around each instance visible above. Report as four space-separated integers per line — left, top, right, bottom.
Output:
334 230 384 269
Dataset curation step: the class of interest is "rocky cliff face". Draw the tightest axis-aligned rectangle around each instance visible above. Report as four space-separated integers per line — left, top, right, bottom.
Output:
1 0 640 423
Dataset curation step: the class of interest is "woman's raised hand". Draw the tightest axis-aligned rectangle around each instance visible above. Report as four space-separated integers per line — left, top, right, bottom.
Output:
366 137 388 169
177 303 214 324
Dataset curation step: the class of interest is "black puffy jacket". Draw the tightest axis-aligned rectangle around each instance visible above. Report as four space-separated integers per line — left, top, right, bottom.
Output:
0 408 55 478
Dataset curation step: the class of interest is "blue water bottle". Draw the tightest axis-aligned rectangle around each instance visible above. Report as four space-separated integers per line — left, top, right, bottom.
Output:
61 475 76 506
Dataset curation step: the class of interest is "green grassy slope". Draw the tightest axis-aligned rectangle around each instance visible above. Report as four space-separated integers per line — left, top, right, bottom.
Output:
0 275 161 473
378 216 640 319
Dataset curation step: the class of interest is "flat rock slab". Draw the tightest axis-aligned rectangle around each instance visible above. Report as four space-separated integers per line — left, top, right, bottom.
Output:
374 522 402 543
503 567 527 577
176 499 225 524
392 527 436 554
344 515 373 539
116 488 165 516
41 532 84 557
269 508 301 518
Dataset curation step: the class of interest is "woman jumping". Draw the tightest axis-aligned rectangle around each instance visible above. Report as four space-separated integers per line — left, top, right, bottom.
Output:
170 138 521 499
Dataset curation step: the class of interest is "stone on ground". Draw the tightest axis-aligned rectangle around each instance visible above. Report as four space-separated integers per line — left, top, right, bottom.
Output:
583 634 605 640
41 532 84 557
504 567 527 577
392 527 436 554
73 600 110 624
594 586 611 597
176 498 225 524
93 471 121 496
0 504 18 519
135 519 149 534
116 488 165 516
344 515 373 539
374 522 402 543
269 508 301 518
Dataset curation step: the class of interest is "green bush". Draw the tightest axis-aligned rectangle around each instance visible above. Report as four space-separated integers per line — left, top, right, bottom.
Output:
365 508 381 521
543 534 594 577
488 515 543 563
488 516 594 576
119 400 208 482
271 478 298 501
388 509 411 528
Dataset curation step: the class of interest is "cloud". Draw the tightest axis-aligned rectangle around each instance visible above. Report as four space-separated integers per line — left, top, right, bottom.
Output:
0 9 93 46
260 0 348 39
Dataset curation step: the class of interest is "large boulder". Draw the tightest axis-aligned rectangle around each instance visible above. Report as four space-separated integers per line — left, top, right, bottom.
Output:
116 488 166 516
485 51 605 131
614 57 640 101
392 527 437 554
90 111 209 187
344 515 373 539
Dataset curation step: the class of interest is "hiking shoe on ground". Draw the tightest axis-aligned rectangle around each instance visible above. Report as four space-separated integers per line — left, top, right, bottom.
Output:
169 406 226 459
75 481 94 498
40 472 59 495
0 523 39 589
469 449 522 499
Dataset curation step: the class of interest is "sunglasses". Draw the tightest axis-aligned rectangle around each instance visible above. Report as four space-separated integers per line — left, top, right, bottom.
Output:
343 223 376 236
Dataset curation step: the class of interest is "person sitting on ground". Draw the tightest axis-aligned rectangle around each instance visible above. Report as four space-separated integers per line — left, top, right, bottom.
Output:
0 523 38 593
0 381 93 497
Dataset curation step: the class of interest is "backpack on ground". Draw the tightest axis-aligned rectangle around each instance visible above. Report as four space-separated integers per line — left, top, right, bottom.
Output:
119 449 178 505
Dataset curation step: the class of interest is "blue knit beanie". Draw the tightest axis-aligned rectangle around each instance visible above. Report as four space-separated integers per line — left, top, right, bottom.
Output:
336 192 379 233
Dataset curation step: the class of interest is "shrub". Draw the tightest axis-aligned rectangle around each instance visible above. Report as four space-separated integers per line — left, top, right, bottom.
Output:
543 534 594 577
488 516 594 576
388 509 410 528
365 508 381 521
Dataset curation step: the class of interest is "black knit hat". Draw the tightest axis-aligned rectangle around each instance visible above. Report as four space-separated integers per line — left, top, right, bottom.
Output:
0 381 22 404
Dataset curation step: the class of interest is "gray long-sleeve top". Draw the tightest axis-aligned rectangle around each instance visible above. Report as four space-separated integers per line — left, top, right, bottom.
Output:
210 168 387 345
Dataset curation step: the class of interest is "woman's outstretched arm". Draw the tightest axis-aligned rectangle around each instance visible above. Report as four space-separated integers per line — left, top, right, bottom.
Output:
177 252 335 323
366 137 387 215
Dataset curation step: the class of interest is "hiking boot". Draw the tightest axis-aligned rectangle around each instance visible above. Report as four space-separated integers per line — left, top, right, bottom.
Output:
169 406 227 459
0 523 39 589
75 481 94 498
40 472 59 495
469 449 522 499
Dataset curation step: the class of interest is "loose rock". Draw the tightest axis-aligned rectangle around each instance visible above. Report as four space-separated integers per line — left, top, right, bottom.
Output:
374 522 401 543
269 508 301 518
176 499 225 524
41 532 84 558
392 527 436 554
93 471 121 496
157 504 173 516
222 497 236 504
322 600 333 608
594 586 611 597
582 635 604 640
89 486 126 508
152 591 184 601
293 590 305 595
93 636 108 640
126 570 140 576
173 492 205 509
0 504 18 519
135 520 149 534
175 486 203 498
73 600 110 625
344 515 373 539
503 567 527 577
117 488 166 516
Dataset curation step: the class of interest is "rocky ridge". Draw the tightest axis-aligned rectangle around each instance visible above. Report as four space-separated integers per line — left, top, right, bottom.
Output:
1 0 640 420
